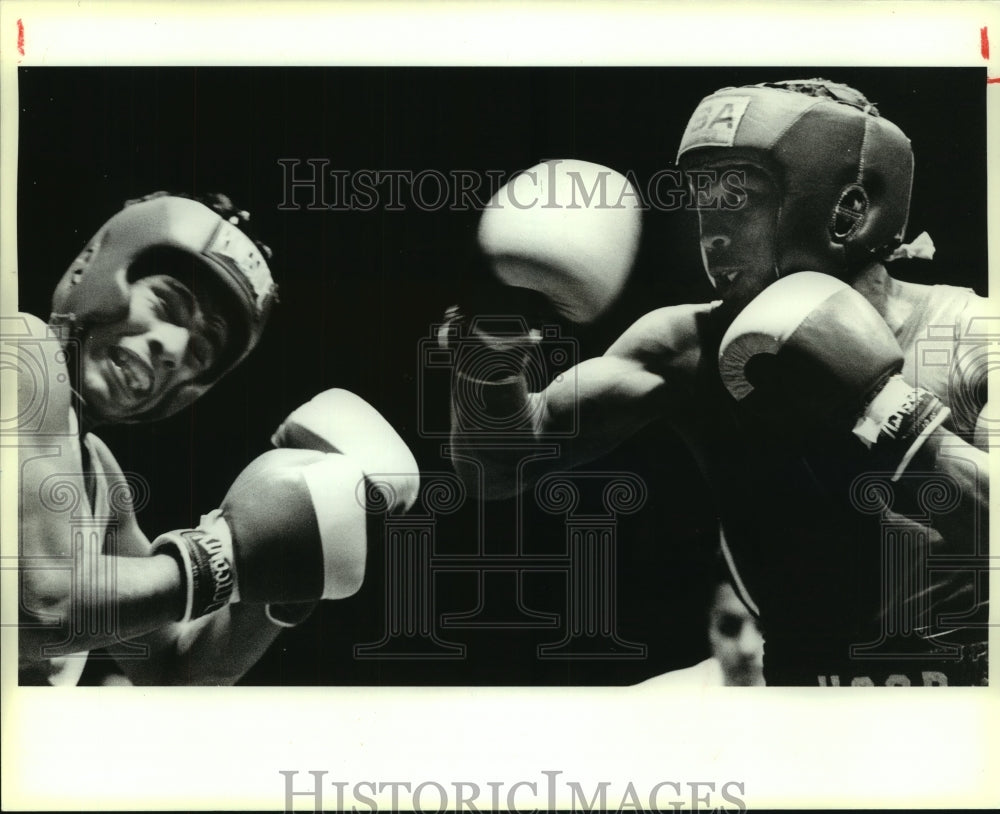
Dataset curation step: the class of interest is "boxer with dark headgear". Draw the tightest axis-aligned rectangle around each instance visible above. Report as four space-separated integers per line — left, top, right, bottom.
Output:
444 80 990 685
15 193 420 685
677 80 916 297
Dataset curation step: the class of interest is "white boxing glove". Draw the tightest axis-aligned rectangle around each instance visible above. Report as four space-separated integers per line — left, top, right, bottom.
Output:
152 448 370 621
478 159 642 324
264 389 421 627
271 388 420 512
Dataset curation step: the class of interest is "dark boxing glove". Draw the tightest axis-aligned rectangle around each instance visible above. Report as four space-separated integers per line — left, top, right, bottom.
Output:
719 272 949 479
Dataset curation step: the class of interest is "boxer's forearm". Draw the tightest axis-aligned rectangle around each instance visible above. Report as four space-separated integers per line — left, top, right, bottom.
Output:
117 604 283 686
450 354 670 500
806 424 987 550
18 443 189 662
449 374 551 500
900 427 989 548
18 552 186 664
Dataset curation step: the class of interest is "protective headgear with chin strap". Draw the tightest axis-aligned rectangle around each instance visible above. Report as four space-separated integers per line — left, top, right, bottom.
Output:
50 193 277 422
677 79 914 280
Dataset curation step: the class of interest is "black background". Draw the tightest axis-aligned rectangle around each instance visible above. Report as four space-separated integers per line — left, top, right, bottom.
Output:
17 67 988 685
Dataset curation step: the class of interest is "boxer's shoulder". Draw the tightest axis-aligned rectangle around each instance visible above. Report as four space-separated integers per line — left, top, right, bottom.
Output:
637 657 723 688
895 283 992 432
10 311 53 337
946 286 995 334
895 281 984 343
11 312 75 438
84 431 122 476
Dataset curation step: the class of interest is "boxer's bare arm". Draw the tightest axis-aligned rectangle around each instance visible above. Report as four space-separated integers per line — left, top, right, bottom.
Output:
450 304 706 499
973 402 993 450
16 315 187 665
19 430 248 662
899 425 989 551
116 606 284 686
19 445 285 685
18 499 187 666
897 340 993 549
717 278 991 555
891 298 992 550
89 504 280 685
15 315 281 682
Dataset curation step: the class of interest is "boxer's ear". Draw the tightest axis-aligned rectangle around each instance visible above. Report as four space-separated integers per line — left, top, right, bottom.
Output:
831 185 869 243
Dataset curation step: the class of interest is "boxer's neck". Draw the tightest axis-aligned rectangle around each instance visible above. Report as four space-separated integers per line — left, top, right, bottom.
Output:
850 262 926 338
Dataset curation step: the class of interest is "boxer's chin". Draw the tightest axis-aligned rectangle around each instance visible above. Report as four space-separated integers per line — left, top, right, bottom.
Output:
79 363 124 422
79 339 144 422
718 266 779 315
723 662 763 687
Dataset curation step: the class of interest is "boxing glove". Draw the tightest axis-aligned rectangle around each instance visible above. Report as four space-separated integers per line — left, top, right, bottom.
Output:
271 388 420 513
266 389 421 627
152 448 371 621
718 272 949 479
478 159 642 324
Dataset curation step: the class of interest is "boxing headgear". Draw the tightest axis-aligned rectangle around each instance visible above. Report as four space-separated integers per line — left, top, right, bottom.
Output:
677 79 914 278
51 193 276 421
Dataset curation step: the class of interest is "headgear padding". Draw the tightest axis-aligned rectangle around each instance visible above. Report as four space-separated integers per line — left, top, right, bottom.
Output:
51 194 276 421
677 79 914 277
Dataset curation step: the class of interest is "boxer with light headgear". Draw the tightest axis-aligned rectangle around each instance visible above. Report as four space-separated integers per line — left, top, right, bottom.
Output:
445 81 990 685
15 192 420 685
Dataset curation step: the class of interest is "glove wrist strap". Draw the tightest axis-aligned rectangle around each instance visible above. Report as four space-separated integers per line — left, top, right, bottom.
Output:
151 514 237 621
440 306 540 381
852 374 950 481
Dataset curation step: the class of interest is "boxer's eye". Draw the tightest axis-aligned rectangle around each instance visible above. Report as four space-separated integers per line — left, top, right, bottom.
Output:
148 279 196 328
717 614 743 638
189 335 212 374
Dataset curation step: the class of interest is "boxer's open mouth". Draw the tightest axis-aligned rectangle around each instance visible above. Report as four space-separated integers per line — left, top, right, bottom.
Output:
108 346 153 398
710 268 742 288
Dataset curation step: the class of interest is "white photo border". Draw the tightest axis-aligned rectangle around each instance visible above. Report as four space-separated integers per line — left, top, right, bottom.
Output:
1 1 997 811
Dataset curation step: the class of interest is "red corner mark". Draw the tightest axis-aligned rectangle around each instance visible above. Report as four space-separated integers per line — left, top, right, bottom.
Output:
16 18 24 57
984 26 1000 83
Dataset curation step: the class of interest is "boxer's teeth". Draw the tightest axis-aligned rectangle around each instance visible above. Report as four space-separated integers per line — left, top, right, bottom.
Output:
109 346 153 396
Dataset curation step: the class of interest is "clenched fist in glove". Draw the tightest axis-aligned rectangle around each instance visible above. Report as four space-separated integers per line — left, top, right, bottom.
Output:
718 272 950 479
271 388 420 512
152 391 420 622
478 159 643 325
